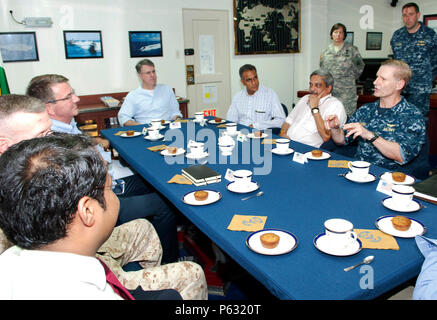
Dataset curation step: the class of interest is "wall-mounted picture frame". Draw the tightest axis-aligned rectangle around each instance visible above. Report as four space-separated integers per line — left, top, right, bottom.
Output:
128 31 163 58
366 32 382 50
234 0 300 55
63 30 103 59
345 32 354 45
424 14 437 33
0 32 39 62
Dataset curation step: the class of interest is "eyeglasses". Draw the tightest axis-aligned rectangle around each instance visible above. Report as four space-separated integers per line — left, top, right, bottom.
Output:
95 179 125 195
46 90 76 104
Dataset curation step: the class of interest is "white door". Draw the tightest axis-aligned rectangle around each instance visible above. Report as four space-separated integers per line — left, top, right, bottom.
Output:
182 9 231 118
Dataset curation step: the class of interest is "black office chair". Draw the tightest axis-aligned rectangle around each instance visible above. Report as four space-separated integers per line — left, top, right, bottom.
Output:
270 103 288 135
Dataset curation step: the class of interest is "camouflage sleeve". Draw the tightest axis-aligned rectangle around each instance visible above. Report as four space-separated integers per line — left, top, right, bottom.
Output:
431 32 437 79
396 113 426 164
351 46 365 79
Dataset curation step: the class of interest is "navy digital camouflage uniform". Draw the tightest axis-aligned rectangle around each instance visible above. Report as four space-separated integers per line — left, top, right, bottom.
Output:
391 22 437 120
320 42 365 117
345 97 426 170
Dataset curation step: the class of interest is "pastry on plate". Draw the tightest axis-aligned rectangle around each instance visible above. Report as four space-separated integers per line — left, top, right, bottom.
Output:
391 215 412 231
392 172 406 183
194 190 208 201
260 232 280 249
311 149 323 157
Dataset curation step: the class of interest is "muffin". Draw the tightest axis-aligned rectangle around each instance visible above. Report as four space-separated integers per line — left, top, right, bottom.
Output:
167 147 177 154
392 172 406 183
311 149 323 157
161 119 166 125
126 130 135 136
260 232 280 249
215 117 222 123
391 216 412 231
254 131 262 137
194 190 208 201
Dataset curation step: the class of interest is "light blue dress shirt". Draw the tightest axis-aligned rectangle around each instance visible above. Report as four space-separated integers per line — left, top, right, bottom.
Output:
413 235 437 299
118 84 182 125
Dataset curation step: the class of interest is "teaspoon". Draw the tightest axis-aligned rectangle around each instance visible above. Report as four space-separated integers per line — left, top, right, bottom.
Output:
344 255 374 272
241 191 264 201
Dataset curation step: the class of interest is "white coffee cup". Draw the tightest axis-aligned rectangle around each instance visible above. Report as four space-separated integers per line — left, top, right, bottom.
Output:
392 185 415 207
147 128 160 139
226 122 237 135
348 160 370 178
151 119 162 129
195 112 204 121
276 138 290 153
232 169 252 187
324 218 357 249
189 142 205 156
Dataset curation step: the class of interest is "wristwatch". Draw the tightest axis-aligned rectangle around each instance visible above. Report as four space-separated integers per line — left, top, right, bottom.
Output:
311 107 320 115
368 132 379 143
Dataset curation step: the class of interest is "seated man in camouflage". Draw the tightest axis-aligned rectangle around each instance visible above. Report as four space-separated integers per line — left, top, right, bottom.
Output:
325 60 426 170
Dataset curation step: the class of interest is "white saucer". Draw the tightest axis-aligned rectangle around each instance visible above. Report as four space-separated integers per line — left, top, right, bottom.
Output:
380 172 416 185
246 229 298 256
247 133 268 139
381 197 422 213
120 131 141 138
226 181 259 194
160 148 185 156
208 119 226 124
144 134 164 141
314 233 362 256
304 151 331 160
186 152 209 160
182 190 222 206
150 125 166 130
271 147 294 155
344 172 377 183
375 215 426 238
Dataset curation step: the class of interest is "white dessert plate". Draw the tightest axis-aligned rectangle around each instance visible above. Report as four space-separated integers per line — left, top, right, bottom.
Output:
120 131 141 138
144 134 164 141
344 172 377 183
271 148 294 155
380 172 416 185
182 190 222 206
186 152 209 160
160 148 185 156
247 133 268 139
246 229 298 256
375 215 426 238
381 197 422 213
208 119 226 124
226 181 260 194
304 151 331 160
314 233 362 257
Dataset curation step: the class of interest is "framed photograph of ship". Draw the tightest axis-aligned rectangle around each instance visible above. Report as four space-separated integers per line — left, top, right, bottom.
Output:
234 0 300 55
0 32 39 62
63 31 103 59
128 31 163 58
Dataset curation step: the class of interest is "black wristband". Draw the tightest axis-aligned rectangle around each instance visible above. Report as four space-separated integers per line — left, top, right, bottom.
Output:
368 132 379 143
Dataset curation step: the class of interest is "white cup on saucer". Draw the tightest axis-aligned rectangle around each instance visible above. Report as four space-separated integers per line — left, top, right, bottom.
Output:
275 138 290 153
226 122 237 135
189 142 205 157
147 128 160 139
391 185 415 207
324 218 357 249
194 112 204 122
232 169 252 188
348 161 370 178
151 119 161 129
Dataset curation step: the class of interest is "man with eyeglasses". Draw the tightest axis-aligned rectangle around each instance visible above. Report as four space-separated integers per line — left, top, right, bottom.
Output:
118 59 182 126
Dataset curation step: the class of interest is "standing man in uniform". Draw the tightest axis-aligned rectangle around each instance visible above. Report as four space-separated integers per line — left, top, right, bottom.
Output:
390 2 437 122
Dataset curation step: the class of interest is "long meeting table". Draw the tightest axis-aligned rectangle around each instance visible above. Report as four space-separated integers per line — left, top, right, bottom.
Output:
101 119 437 300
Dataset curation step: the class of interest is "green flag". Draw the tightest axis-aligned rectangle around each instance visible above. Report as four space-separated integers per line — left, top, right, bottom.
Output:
0 51 10 95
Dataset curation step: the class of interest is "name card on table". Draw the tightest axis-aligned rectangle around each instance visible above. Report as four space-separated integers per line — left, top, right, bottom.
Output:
170 122 182 129
292 152 307 164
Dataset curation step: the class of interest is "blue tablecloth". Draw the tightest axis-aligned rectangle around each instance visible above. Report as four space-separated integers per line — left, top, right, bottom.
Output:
102 120 437 300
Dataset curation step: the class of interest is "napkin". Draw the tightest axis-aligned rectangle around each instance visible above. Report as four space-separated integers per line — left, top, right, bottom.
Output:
328 160 350 168
262 139 276 144
114 131 127 136
167 174 192 185
216 124 227 128
227 215 267 232
147 144 168 152
174 119 189 123
354 229 399 250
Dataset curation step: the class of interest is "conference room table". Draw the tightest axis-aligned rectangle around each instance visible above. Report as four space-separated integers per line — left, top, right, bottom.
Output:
101 119 437 300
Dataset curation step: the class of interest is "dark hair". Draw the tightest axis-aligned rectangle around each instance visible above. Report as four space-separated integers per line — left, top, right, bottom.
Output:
239 64 257 79
135 59 155 73
26 74 69 103
0 133 107 249
402 2 419 13
330 23 347 40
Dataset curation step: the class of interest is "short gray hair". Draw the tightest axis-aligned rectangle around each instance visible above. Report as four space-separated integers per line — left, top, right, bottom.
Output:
0 94 46 121
135 59 155 73
310 69 335 89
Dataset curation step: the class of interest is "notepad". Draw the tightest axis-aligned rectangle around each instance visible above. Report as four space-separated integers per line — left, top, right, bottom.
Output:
413 174 437 205
181 164 221 186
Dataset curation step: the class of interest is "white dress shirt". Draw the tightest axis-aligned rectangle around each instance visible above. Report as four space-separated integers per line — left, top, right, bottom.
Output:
0 246 121 300
226 85 285 130
285 94 347 148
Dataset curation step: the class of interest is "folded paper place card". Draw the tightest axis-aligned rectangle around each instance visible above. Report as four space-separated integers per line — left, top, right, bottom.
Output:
227 215 267 232
262 139 276 145
147 144 168 152
167 174 192 185
170 122 181 129
328 160 350 168
354 229 399 250
292 152 307 164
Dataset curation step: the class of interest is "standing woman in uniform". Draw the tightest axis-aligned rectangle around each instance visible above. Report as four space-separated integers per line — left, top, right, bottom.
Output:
320 23 365 118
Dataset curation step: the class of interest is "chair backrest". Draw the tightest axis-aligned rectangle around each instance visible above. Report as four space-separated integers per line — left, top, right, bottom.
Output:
281 103 288 117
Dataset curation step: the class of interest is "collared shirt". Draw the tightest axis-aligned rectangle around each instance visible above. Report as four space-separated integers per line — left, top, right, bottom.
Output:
285 94 347 148
226 85 285 130
345 97 426 170
391 22 437 94
413 236 437 300
0 246 122 300
118 84 182 125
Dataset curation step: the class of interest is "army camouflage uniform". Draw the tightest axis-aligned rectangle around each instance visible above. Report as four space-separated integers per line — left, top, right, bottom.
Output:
320 42 365 117
391 22 437 120
345 97 426 170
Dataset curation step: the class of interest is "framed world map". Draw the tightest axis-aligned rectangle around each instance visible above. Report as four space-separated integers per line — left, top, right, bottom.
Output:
234 0 300 55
